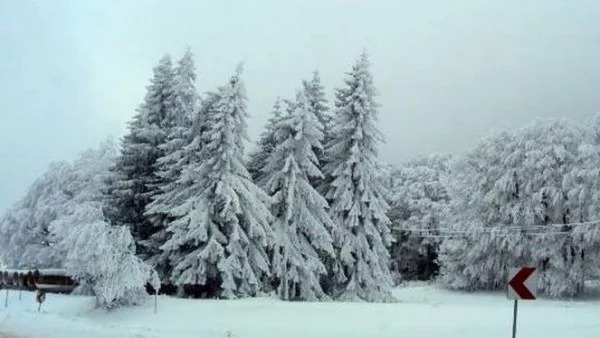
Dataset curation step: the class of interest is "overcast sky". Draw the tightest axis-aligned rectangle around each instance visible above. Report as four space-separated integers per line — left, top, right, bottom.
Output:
1 0 600 213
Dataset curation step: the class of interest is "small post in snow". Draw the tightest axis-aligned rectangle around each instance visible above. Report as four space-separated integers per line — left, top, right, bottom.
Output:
35 289 46 313
149 270 160 315
4 289 8 308
154 290 158 314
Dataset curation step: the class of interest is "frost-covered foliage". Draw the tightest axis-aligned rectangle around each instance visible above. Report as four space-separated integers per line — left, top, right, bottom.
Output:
53 203 154 309
145 49 199 281
438 119 600 297
0 162 72 268
247 98 284 184
0 139 118 268
387 155 451 283
262 90 335 301
322 53 394 302
106 54 176 259
0 139 155 308
160 65 274 298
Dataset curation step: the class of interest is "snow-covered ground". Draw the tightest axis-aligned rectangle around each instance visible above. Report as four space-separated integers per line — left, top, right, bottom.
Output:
1 283 599 338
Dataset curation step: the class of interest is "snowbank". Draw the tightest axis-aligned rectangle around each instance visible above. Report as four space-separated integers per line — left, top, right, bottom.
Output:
0 284 599 338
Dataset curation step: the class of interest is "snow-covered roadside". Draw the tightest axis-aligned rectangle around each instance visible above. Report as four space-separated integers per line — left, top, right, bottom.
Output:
1 284 600 338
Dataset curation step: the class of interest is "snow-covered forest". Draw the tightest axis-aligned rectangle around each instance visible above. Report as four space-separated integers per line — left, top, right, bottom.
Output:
2 48 600 308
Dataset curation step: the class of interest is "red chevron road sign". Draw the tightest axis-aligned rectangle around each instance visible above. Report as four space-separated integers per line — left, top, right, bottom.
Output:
507 267 537 300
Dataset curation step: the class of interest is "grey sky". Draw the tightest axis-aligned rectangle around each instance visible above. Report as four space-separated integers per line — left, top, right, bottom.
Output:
1 0 600 213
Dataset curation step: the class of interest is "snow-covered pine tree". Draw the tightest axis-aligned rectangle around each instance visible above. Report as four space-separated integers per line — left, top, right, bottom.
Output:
106 55 176 259
160 65 274 299
303 71 330 133
173 47 198 128
146 91 221 296
302 71 330 187
262 90 335 301
247 98 284 184
323 52 394 302
145 49 199 281
302 70 331 168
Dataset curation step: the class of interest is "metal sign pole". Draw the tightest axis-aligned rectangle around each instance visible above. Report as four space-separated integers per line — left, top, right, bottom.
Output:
511 299 518 338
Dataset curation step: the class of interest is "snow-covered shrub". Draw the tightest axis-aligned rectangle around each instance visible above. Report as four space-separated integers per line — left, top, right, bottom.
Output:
54 202 155 309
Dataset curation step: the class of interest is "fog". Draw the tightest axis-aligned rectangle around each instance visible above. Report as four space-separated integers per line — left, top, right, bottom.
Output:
1 0 599 212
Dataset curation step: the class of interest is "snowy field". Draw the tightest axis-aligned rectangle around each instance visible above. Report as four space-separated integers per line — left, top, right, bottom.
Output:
0 283 599 338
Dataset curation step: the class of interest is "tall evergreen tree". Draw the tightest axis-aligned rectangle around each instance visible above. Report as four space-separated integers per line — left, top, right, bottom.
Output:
247 98 283 183
145 91 218 292
262 90 335 301
302 71 330 154
145 49 199 280
323 52 394 302
106 55 176 259
302 71 330 187
160 65 274 298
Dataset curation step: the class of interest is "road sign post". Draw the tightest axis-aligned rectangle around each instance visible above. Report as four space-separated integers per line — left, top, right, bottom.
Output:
511 299 518 338
507 267 537 338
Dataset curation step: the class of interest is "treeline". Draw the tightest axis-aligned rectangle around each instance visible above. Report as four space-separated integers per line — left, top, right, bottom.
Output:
386 118 600 297
2 48 600 309
0 49 393 306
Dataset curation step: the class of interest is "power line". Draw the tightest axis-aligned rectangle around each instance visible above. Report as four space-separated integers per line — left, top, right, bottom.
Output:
397 227 600 233
392 219 600 238
406 231 592 239
394 218 600 233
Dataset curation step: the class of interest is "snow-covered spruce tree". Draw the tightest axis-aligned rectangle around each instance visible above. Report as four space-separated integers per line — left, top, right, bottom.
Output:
145 49 199 281
247 98 284 184
323 52 394 302
106 55 176 259
147 91 221 297
262 90 335 301
172 47 199 128
387 155 451 283
160 65 274 299
438 119 600 297
303 71 330 134
302 71 330 171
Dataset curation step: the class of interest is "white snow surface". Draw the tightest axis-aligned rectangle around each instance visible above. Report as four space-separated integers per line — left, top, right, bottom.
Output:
1 283 599 338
